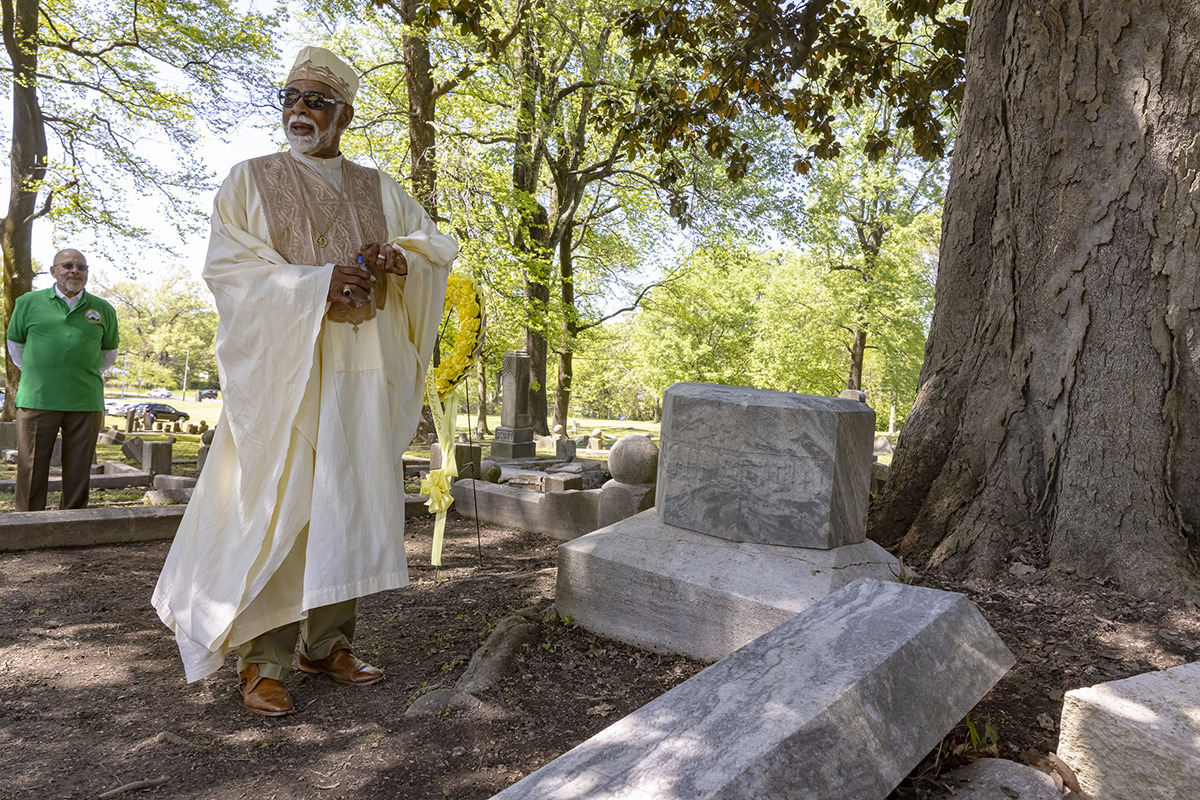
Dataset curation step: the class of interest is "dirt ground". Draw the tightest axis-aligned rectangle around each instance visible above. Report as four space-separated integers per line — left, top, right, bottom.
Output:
2 516 1198 800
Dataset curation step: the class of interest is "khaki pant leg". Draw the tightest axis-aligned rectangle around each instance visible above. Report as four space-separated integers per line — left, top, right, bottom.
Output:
15 408 62 512
58 410 102 509
235 620 302 681
300 599 358 660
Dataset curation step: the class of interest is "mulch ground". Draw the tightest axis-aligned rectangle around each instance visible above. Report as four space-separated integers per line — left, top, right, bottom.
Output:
1 518 1197 799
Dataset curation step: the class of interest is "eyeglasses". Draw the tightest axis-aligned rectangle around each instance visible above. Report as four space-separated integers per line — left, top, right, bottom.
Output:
277 88 346 110
54 262 88 272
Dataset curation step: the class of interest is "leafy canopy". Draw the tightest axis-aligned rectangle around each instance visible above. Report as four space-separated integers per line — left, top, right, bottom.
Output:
610 0 966 182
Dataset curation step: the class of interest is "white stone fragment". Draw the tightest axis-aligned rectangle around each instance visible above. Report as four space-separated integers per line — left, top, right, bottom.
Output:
1057 660 1200 800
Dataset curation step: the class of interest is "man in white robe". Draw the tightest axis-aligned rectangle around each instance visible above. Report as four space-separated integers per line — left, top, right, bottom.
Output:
152 46 457 716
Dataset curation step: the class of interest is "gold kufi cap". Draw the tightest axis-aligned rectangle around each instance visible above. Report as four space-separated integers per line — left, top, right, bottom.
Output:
286 46 358 104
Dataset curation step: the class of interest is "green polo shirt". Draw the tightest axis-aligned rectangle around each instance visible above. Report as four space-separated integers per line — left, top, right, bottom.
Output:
6 287 119 412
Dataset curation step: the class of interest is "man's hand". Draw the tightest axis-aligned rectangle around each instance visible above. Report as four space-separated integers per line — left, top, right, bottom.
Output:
357 242 408 276
328 262 371 306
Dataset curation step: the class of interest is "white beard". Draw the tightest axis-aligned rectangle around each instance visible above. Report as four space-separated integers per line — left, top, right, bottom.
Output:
285 113 341 156
60 277 85 294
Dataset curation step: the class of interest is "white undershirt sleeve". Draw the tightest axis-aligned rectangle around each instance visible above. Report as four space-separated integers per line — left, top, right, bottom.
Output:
6 340 23 369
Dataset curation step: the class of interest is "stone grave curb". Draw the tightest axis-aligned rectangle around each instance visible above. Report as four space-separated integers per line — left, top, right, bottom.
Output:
451 479 601 540
0 505 186 552
0 471 152 494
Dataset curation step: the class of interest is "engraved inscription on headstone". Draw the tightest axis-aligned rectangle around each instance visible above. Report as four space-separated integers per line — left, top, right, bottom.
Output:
655 383 875 549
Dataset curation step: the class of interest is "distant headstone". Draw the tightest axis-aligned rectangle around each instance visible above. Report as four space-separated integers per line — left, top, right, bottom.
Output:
555 438 576 461
125 408 136 432
839 388 867 403
657 383 875 549
431 442 483 480
495 579 1013 800
0 421 14 453
142 441 172 477
200 428 215 445
197 444 210 472
587 436 605 450
873 435 894 454
198 420 208 433
491 350 536 459
97 429 126 445
121 436 145 465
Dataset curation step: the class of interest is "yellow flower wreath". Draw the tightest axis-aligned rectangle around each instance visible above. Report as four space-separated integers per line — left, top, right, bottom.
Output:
427 273 485 401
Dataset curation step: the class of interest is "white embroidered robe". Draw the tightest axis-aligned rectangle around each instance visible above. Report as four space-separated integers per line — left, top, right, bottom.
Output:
152 152 456 682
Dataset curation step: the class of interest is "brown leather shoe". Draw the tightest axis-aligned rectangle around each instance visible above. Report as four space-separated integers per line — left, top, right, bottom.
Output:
297 642 383 686
238 664 295 716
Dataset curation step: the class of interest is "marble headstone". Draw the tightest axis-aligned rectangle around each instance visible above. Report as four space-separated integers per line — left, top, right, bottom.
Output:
656 383 875 549
492 350 536 459
492 579 1013 800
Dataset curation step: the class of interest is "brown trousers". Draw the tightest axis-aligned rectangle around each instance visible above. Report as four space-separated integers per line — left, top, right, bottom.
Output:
15 407 103 511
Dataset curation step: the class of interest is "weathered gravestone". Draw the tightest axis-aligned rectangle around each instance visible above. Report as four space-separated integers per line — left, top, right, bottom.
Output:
555 438 577 461
491 350 536 459
557 382 899 662
1057 660 1200 799
494 579 1013 800
430 441 483 480
142 441 172 478
121 436 144 465
656 383 875 549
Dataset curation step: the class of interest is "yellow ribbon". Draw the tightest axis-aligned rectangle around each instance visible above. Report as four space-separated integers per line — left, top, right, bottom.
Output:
422 271 484 567
421 469 454 514
424 368 462 566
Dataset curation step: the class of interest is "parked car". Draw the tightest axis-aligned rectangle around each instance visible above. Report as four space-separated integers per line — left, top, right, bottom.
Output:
104 399 132 416
147 388 174 398
130 402 189 422
199 389 219 400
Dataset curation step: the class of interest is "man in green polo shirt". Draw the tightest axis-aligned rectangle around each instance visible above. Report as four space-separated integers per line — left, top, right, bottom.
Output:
6 248 119 511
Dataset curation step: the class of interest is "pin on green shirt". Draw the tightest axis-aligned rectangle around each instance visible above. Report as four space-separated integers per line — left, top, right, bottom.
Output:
6 288 119 412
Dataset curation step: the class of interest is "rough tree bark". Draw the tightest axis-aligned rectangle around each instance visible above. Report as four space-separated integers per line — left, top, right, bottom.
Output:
512 11 552 436
552 222 577 431
1 0 45 421
869 0 1200 596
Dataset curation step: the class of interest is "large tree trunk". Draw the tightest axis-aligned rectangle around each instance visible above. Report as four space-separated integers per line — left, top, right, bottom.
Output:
1 0 45 421
847 326 866 391
552 221 578 431
869 0 1200 596
474 359 491 438
512 15 552 436
399 0 438 217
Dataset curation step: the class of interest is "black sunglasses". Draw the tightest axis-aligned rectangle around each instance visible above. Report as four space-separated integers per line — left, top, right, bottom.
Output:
277 88 347 110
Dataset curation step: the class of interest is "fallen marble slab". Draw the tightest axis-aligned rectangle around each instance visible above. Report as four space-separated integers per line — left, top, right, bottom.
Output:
495 578 1013 800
